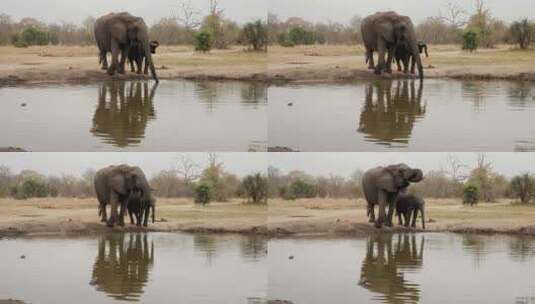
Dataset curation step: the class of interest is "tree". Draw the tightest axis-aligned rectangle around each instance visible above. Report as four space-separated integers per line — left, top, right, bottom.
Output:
510 19 535 49
194 30 213 52
176 0 201 31
19 26 49 46
467 154 506 202
463 184 480 206
241 20 267 51
462 29 479 52
439 2 467 28
510 173 535 203
240 173 268 204
194 183 212 205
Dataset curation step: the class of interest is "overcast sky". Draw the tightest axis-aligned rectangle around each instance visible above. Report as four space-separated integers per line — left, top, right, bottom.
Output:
269 0 534 24
1 0 267 25
0 153 267 178
1 153 534 179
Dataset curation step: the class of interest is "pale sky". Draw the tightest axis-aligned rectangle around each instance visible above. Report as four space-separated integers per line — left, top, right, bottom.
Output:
0 153 267 178
1 153 534 179
1 0 267 25
269 0 534 24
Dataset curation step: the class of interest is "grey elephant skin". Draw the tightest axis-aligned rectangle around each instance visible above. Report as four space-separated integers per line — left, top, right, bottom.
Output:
361 11 424 80
94 164 153 227
362 164 423 228
127 188 156 227
395 192 426 229
94 12 159 82
129 40 159 75
395 41 429 74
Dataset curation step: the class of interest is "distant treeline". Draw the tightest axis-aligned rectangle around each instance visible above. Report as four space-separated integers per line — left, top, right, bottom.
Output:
0 154 268 204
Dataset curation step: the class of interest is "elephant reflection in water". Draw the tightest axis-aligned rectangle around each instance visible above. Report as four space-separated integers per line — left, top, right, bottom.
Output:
358 80 426 146
91 81 158 147
91 233 154 301
358 234 424 304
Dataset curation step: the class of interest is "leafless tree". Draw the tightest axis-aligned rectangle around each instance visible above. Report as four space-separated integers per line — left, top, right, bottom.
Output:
439 2 467 28
175 0 201 30
176 155 201 184
441 154 469 182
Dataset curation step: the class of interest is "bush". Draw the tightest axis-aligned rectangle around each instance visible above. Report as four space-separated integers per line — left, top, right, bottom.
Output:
194 30 213 52
287 27 315 45
277 33 295 47
240 173 268 204
462 30 479 52
194 183 212 205
12 178 49 200
463 184 480 206
284 179 317 200
19 26 49 46
509 19 535 49
241 20 268 51
509 173 535 203
14 40 28 48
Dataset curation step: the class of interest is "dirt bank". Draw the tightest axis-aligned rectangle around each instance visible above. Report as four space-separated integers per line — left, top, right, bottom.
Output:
2 197 535 238
268 44 535 83
0 45 267 86
0 197 267 238
268 198 535 237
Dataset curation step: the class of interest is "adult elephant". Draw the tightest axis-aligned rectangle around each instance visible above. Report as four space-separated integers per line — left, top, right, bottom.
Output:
362 164 423 228
94 12 159 82
361 11 424 80
94 164 152 227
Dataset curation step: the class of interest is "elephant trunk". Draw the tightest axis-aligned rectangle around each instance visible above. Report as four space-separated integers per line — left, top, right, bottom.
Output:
151 204 155 223
420 204 426 230
411 43 424 81
144 43 159 83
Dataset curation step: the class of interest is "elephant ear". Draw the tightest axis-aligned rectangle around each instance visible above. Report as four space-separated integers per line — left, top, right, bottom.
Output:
385 164 410 190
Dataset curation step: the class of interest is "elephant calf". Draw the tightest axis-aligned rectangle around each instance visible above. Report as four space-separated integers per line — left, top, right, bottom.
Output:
128 40 160 75
395 41 429 74
127 189 156 227
395 192 426 229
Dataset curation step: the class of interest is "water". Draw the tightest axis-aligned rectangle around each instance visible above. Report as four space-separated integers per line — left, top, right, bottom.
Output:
0 80 267 151
0 233 267 304
269 79 535 151
269 233 535 304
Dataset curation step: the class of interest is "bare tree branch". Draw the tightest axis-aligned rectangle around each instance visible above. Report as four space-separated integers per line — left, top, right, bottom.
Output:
439 2 467 28
176 155 201 184
175 0 201 30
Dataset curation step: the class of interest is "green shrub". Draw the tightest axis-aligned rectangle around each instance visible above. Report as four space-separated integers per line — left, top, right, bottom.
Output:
14 40 28 48
462 30 479 52
194 30 213 53
277 33 295 47
509 173 535 203
240 173 268 204
241 20 268 51
463 184 480 206
284 179 317 200
194 183 212 205
19 26 49 46
12 178 49 200
287 27 316 45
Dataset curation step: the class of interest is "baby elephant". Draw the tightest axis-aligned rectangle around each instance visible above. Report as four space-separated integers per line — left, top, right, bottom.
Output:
128 40 160 75
395 41 429 74
127 189 156 227
395 193 426 229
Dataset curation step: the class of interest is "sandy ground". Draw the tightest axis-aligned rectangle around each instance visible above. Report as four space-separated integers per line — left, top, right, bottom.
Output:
1 44 534 86
268 44 535 83
0 45 267 86
0 197 267 237
2 196 535 238
268 198 535 236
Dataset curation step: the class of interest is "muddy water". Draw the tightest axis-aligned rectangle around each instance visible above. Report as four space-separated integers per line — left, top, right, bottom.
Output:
0 80 267 151
269 233 535 304
0 233 267 304
269 80 535 151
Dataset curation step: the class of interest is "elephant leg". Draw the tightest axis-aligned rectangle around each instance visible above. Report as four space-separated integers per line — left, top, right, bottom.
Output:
143 57 149 75
397 211 403 226
100 204 107 222
108 41 120 76
396 58 402 72
136 212 142 227
129 58 136 73
118 200 127 226
107 192 120 227
386 201 395 227
385 48 394 74
404 212 411 227
101 52 108 70
375 40 387 75
375 191 387 228
410 56 416 74
368 204 376 223
411 209 418 228
118 49 128 75
143 207 149 227
367 50 375 70
129 209 135 225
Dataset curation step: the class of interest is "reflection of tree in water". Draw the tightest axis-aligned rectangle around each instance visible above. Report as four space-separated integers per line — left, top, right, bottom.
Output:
507 81 535 108
358 233 424 304
193 234 218 264
194 81 265 112
507 236 535 262
91 81 157 147
239 235 268 261
358 80 426 147
91 233 154 301
462 234 489 269
461 81 487 112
